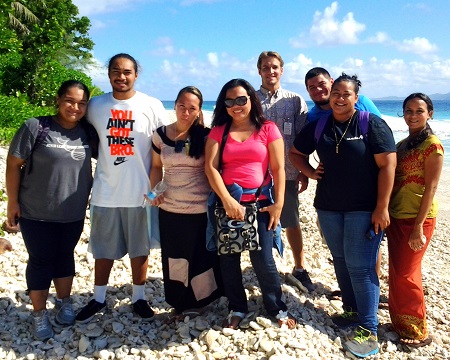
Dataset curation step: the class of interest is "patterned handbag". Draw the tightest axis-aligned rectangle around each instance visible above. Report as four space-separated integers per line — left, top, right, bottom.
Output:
213 121 265 255
214 202 260 255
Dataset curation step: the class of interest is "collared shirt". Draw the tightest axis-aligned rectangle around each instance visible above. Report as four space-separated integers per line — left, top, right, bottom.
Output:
257 86 308 180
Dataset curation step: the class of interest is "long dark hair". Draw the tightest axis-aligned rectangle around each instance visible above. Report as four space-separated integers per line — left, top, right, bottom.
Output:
402 93 434 150
211 78 266 130
175 86 209 159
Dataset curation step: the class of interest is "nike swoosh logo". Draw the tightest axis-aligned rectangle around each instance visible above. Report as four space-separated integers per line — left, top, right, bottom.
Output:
114 157 128 166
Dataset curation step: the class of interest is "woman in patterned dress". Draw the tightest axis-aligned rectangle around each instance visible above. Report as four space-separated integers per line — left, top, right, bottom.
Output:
386 93 444 348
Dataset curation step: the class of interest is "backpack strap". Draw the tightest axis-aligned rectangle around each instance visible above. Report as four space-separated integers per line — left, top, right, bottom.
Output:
314 113 330 144
27 116 52 174
79 119 99 159
218 121 232 173
314 110 370 144
358 111 370 139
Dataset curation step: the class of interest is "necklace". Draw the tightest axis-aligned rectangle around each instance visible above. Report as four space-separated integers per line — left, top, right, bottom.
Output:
332 112 355 154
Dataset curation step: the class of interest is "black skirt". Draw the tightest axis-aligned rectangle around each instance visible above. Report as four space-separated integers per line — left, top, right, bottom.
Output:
159 209 223 313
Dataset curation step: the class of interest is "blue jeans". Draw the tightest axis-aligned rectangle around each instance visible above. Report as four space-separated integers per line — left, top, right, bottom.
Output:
317 210 382 334
220 200 287 316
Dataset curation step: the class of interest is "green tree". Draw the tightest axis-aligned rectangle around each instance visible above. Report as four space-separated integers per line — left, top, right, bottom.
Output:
7 1 44 35
0 3 23 95
0 0 97 142
3 0 95 105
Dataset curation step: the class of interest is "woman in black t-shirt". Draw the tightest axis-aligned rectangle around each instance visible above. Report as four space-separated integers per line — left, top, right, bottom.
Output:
289 73 396 358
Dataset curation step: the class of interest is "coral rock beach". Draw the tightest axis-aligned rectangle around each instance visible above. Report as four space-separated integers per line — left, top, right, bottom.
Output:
1 146 449 360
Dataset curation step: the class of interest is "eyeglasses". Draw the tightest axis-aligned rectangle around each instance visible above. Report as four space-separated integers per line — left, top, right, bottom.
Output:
175 140 185 153
224 96 249 108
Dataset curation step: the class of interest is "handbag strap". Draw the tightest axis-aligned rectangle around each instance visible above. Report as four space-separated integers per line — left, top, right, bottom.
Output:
218 121 268 201
218 121 232 173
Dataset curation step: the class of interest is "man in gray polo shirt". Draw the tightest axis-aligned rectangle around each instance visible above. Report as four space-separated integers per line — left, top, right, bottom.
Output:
256 51 314 292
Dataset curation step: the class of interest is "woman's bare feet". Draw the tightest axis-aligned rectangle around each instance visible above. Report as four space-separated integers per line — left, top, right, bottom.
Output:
222 311 246 330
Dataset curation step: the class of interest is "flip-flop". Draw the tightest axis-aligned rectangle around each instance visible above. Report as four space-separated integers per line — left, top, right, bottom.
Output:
238 311 257 329
400 337 432 348
164 312 185 324
378 294 389 309
327 290 342 301
274 311 298 330
181 310 202 319
164 309 203 324
378 301 389 309
222 311 246 330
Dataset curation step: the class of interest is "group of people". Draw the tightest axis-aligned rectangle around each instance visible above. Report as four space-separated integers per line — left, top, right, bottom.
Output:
3 51 443 359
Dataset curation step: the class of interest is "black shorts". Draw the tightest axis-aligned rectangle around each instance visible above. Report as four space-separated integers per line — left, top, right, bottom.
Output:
20 217 84 290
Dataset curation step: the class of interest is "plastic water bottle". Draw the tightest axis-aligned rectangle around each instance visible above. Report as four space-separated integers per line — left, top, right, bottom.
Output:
142 180 168 207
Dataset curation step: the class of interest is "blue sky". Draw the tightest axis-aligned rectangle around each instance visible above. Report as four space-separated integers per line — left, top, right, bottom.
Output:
72 0 450 101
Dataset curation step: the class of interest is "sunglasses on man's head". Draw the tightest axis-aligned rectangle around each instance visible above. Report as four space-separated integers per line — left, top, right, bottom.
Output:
224 96 249 108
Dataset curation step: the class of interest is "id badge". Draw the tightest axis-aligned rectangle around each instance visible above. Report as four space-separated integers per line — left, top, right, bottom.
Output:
283 120 292 135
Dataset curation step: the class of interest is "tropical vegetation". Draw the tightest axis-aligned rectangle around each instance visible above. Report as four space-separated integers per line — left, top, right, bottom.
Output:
0 0 97 143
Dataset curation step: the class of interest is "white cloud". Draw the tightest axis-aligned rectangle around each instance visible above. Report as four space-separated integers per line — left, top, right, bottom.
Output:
275 53 450 99
150 37 176 57
280 54 314 86
159 58 220 83
72 0 148 16
84 57 110 90
309 1 365 45
207 53 219 67
354 58 363 68
288 54 313 71
403 2 431 12
145 52 255 99
160 60 181 83
90 19 108 30
331 57 450 98
367 32 390 44
289 33 308 49
397 37 438 57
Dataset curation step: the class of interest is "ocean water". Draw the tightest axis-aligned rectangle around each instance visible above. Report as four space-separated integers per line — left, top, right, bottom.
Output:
374 100 449 167
162 100 450 164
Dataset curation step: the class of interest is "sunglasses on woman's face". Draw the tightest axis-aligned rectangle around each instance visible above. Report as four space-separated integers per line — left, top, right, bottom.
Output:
224 96 249 108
